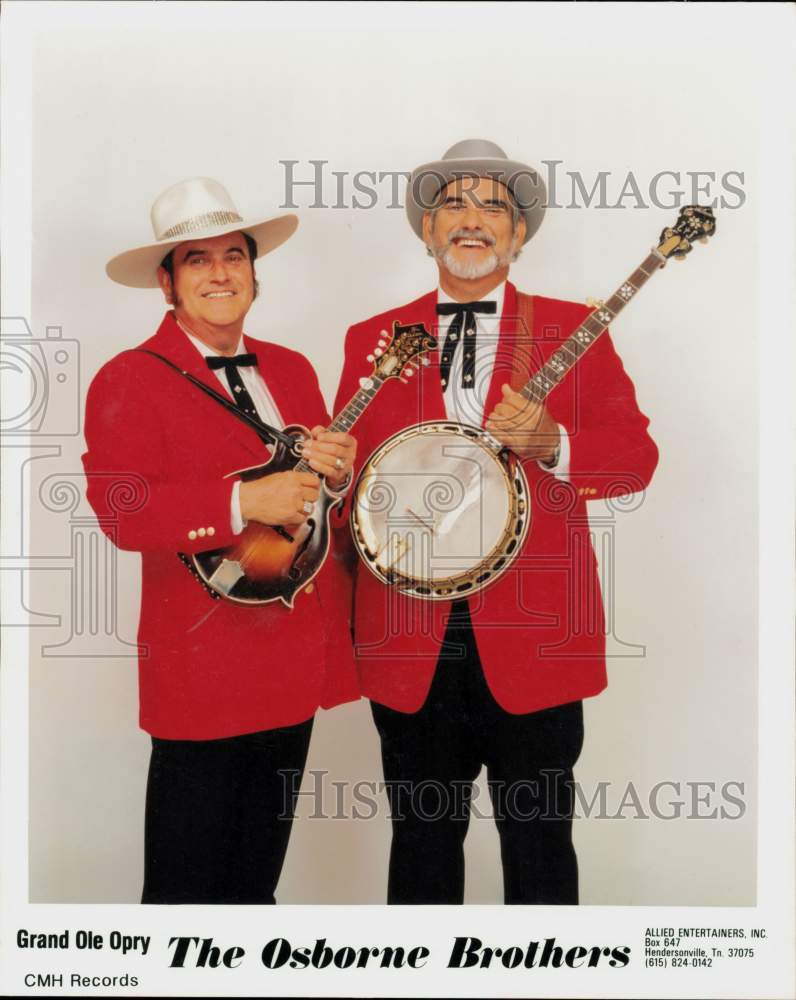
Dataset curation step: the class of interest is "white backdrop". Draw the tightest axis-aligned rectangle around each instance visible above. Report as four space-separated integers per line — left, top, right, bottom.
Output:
21 2 763 908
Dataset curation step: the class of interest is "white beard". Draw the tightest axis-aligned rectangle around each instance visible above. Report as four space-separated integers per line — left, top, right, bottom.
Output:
431 226 517 279
438 245 510 280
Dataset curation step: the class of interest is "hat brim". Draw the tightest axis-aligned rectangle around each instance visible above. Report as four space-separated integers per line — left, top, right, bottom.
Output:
406 158 546 245
105 213 299 288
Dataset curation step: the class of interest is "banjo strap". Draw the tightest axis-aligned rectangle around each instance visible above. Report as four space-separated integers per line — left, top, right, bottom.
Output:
509 292 535 392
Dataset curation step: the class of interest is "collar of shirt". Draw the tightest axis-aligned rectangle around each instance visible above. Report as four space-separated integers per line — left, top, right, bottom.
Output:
176 320 283 433
435 281 505 328
178 322 263 395
178 322 247 361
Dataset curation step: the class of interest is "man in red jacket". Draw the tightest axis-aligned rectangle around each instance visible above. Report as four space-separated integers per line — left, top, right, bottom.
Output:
83 177 359 903
334 140 659 904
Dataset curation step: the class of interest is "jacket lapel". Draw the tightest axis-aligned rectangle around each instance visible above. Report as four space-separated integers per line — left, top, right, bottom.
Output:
144 312 235 397
410 290 448 423
247 339 301 428
482 280 522 425
143 312 269 461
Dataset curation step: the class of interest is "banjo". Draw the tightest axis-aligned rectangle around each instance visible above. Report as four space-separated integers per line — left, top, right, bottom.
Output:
351 205 716 600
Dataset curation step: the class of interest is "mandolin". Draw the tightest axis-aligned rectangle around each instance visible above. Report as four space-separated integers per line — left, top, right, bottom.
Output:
184 320 437 606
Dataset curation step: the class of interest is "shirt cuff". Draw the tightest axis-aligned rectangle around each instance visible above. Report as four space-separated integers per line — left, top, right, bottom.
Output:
230 479 247 534
538 424 570 481
324 472 352 499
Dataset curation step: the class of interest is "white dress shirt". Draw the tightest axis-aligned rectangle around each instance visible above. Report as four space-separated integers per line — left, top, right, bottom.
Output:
435 283 570 478
182 327 284 534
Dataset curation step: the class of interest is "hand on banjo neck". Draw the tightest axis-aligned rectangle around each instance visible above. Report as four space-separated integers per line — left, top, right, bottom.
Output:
485 383 561 465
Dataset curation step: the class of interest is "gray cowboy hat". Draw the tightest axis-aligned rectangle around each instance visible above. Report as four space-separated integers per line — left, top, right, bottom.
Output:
106 177 298 288
406 139 547 245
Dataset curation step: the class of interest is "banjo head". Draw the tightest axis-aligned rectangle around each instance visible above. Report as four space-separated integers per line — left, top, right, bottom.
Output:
351 421 530 600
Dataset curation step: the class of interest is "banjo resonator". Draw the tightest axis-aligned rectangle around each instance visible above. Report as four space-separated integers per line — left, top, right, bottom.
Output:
352 421 531 600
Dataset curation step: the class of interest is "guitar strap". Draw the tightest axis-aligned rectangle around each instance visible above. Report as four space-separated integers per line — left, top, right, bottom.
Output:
129 348 298 451
509 291 535 391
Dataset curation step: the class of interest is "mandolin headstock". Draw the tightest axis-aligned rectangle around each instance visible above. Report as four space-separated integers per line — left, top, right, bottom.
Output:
657 205 716 260
368 321 438 381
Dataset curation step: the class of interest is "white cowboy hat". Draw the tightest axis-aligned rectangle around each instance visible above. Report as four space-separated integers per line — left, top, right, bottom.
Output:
406 139 547 245
105 177 298 288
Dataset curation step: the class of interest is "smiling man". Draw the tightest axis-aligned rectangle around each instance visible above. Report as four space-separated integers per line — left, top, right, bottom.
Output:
82 177 359 903
334 140 658 905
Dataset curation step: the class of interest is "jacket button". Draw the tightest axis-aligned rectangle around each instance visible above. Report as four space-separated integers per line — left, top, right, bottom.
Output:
304 583 315 595
197 527 206 537
207 526 215 536
188 530 197 540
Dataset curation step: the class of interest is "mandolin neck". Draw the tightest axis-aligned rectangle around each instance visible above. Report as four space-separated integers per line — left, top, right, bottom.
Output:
520 248 665 407
292 375 387 475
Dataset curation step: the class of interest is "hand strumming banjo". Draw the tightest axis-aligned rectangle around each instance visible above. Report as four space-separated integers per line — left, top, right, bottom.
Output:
351 205 716 601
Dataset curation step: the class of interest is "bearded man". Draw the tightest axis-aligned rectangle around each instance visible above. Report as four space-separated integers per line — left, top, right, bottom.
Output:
83 177 359 903
334 140 658 904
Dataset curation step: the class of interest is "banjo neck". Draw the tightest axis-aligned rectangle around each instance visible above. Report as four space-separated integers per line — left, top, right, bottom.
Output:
519 205 716 408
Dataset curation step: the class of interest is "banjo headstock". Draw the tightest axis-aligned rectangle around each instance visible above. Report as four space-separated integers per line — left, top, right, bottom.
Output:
368 320 437 381
656 205 716 260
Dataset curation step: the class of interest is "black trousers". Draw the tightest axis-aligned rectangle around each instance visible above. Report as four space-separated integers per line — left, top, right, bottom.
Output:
141 718 313 904
371 600 584 905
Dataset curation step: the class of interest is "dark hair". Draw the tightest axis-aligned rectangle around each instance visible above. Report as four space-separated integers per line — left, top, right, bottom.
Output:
159 232 259 277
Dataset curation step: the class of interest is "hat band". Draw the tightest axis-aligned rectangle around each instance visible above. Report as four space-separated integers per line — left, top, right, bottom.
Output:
159 209 244 241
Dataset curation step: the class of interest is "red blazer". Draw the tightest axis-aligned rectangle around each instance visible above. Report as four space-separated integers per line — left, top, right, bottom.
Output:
333 281 659 714
82 312 359 740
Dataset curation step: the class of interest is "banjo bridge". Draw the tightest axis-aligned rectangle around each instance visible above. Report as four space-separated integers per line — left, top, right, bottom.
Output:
405 507 436 533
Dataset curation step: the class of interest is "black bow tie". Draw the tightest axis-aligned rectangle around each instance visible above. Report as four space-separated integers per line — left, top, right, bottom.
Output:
435 301 497 319
435 301 497 390
205 353 258 371
206 353 259 419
